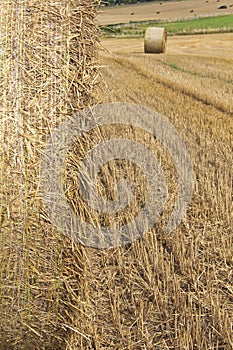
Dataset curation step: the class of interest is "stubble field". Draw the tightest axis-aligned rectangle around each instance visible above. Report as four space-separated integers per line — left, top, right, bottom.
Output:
95 32 233 349
98 0 233 25
0 1 232 349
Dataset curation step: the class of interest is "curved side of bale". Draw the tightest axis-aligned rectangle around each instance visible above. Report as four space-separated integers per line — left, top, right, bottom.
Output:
144 27 167 54
0 0 99 349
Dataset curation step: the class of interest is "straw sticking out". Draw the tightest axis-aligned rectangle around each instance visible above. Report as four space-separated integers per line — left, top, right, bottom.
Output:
144 27 167 54
0 0 99 348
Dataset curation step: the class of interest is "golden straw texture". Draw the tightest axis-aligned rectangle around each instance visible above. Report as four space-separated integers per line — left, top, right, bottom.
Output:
0 1 99 349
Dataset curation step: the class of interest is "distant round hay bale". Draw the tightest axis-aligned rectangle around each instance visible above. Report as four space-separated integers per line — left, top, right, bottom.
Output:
144 27 167 54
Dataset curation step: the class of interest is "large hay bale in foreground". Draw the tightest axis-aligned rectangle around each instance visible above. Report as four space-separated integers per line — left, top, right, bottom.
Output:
144 27 167 54
0 1 99 349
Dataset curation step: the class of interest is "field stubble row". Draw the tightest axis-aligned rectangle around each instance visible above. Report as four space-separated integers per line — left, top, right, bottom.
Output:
93 33 233 348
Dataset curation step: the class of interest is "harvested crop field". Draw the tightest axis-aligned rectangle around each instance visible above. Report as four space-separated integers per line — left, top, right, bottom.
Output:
101 32 233 57
0 0 232 348
96 32 233 348
98 0 233 25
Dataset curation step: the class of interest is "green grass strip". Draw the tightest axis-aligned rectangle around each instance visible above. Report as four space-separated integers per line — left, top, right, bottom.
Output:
100 15 233 38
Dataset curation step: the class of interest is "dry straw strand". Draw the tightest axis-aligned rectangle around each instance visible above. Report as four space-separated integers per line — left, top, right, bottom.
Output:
0 0 99 349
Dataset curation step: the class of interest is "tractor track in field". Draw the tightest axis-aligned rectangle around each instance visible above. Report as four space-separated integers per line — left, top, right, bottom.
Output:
91 34 233 349
102 53 233 117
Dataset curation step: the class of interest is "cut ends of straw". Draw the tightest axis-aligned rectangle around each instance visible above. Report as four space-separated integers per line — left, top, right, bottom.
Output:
144 27 167 54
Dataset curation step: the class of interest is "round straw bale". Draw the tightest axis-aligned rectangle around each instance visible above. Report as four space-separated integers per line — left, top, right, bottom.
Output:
144 27 167 54
0 0 99 348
